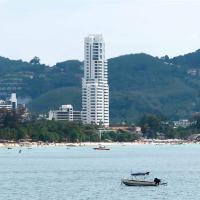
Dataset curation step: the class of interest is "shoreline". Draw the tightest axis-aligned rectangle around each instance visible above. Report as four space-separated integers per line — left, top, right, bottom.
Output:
0 139 199 148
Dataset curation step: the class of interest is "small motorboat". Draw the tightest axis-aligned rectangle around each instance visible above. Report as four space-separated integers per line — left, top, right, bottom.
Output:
121 178 158 186
121 172 167 187
93 145 110 150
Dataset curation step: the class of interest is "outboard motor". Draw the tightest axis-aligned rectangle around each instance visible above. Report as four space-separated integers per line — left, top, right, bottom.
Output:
154 178 161 185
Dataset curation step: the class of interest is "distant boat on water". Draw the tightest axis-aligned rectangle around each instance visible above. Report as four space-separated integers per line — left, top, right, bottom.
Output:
122 178 159 186
93 144 110 150
121 172 167 187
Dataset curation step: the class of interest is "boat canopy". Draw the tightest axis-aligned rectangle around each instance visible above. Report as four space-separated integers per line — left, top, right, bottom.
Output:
131 172 150 176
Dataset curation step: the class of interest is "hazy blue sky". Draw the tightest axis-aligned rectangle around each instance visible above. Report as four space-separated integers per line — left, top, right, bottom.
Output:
0 0 200 65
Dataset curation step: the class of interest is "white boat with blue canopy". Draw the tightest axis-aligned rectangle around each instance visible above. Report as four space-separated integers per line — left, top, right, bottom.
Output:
121 172 167 186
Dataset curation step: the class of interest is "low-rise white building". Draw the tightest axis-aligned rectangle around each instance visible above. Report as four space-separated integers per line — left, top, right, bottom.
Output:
48 105 81 122
0 93 17 110
73 110 82 122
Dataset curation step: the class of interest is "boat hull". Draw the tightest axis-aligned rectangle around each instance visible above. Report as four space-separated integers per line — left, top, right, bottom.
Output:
93 148 110 150
122 179 157 186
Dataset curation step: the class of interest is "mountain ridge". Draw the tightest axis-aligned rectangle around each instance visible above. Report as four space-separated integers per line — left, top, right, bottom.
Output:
1 50 200 122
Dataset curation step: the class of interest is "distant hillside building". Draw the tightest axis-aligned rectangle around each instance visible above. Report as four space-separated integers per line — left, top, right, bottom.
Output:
173 119 194 128
0 93 17 110
48 105 81 122
0 93 30 122
81 34 109 127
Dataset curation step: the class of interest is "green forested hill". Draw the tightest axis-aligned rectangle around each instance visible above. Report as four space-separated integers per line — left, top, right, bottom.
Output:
170 49 200 67
0 57 82 98
28 87 81 112
1 50 200 122
109 53 200 121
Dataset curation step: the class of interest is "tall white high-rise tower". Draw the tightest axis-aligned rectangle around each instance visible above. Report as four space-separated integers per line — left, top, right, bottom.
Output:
81 34 109 127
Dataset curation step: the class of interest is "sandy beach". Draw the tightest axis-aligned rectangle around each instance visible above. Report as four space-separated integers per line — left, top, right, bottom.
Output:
0 139 198 148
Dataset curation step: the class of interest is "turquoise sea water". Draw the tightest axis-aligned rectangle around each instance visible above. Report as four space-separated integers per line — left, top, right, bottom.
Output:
0 144 200 200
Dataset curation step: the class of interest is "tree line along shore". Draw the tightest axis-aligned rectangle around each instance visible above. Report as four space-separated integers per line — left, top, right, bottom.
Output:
0 109 200 143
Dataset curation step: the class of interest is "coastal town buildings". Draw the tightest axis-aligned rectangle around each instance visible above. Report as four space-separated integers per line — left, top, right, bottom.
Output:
173 119 194 128
0 93 31 122
48 104 81 122
0 93 18 110
81 34 109 127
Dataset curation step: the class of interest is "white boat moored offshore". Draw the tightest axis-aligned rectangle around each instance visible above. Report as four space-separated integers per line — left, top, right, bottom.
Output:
121 172 167 187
